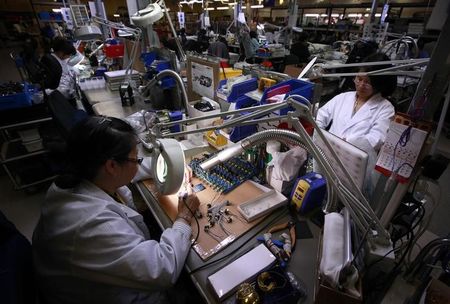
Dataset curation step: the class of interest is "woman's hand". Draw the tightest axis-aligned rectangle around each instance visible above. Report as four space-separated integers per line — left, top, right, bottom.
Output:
176 193 200 225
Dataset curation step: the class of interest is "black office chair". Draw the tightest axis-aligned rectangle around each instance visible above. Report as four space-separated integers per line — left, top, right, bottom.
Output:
46 90 88 139
0 210 36 304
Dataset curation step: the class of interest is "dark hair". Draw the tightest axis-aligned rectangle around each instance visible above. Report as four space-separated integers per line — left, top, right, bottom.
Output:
360 53 397 98
250 31 258 39
51 37 76 56
55 116 137 188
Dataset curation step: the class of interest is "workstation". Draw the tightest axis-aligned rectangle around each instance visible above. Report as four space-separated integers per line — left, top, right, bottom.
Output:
0 0 449 304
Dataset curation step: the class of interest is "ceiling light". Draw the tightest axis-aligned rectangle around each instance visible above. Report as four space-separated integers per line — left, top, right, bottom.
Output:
52 8 62 13
250 4 264 8
304 14 319 17
331 14 339 17
113 14 120 17
216 6 229 10
206 7 215 10
320 14 328 17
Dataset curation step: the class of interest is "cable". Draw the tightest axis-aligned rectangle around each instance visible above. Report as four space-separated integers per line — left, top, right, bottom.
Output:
181 197 200 245
188 208 288 275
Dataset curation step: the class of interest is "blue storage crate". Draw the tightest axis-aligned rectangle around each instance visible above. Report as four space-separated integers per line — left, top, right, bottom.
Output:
0 83 34 111
260 79 314 115
141 52 157 67
227 95 260 142
217 78 258 103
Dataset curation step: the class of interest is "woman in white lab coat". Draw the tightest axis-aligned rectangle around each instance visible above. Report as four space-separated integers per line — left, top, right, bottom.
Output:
32 116 200 304
316 53 397 152
49 37 77 103
316 53 397 196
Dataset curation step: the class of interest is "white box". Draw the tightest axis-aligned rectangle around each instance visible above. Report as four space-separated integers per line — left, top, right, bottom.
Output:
208 244 276 300
187 97 221 128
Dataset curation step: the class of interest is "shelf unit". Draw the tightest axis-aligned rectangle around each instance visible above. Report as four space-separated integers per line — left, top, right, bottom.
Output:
0 107 58 190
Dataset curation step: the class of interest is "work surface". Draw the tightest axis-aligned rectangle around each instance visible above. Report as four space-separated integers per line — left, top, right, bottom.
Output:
81 81 322 303
136 180 321 303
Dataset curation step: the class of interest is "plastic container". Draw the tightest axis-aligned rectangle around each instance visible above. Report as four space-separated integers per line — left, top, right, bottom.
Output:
219 68 243 81
104 43 124 58
0 82 34 110
217 78 258 103
260 79 314 115
188 97 221 128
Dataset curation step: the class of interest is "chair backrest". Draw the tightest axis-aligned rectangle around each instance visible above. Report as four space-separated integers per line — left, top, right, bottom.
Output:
0 210 36 304
47 90 87 138
38 54 62 90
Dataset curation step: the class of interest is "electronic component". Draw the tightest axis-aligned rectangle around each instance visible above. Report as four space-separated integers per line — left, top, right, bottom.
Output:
189 153 257 193
290 172 326 215
193 183 206 193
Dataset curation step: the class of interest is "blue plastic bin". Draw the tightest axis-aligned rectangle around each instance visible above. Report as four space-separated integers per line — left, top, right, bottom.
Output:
260 79 314 115
217 78 258 103
0 83 34 111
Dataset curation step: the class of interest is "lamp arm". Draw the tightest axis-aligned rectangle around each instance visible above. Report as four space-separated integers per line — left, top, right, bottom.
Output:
156 0 186 62
91 15 142 82
317 58 428 70
91 16 142 37
139 69 189 114
320 71 424 78
285 96 391 245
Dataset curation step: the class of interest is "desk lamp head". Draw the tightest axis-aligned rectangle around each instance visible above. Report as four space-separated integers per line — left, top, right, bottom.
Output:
131 3 164 27
142 136 186 195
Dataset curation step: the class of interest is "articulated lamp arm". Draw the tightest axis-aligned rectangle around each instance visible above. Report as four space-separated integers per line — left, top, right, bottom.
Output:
91 16 142 82
143 94 391 246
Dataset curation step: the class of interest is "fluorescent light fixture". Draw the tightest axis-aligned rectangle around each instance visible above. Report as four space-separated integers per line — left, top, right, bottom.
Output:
206 7 215 10
320 14 328 17
250 4 264 8
228 2 236 5
304 14 319 17
216 6 229 10
348 13 362 18
366 8 371 11
363 13 382 17
113 14 120 17
52 8 62 13
331 14 339 17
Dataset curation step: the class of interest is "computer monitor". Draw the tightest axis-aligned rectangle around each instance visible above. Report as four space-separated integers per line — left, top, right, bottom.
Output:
313 129 369 192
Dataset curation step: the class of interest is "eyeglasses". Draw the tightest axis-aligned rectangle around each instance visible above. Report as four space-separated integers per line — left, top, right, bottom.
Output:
113 157 144 165
354 77 372 88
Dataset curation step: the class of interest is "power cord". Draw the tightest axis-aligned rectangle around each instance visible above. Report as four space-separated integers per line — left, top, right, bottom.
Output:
188 208 288 275
181 195 200 246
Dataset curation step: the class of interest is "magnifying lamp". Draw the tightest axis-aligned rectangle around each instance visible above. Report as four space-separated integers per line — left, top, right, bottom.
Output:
67 51 85 67
131 3 164 27
74 24 103 41
144 138 186 195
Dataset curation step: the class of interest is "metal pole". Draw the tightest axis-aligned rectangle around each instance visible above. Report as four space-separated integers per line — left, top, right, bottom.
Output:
408 7 450 120
430 83 450 155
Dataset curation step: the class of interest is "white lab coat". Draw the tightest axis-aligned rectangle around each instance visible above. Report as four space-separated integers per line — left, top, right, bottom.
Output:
50 53 76 99
316 91 395 151
33 162 192 303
